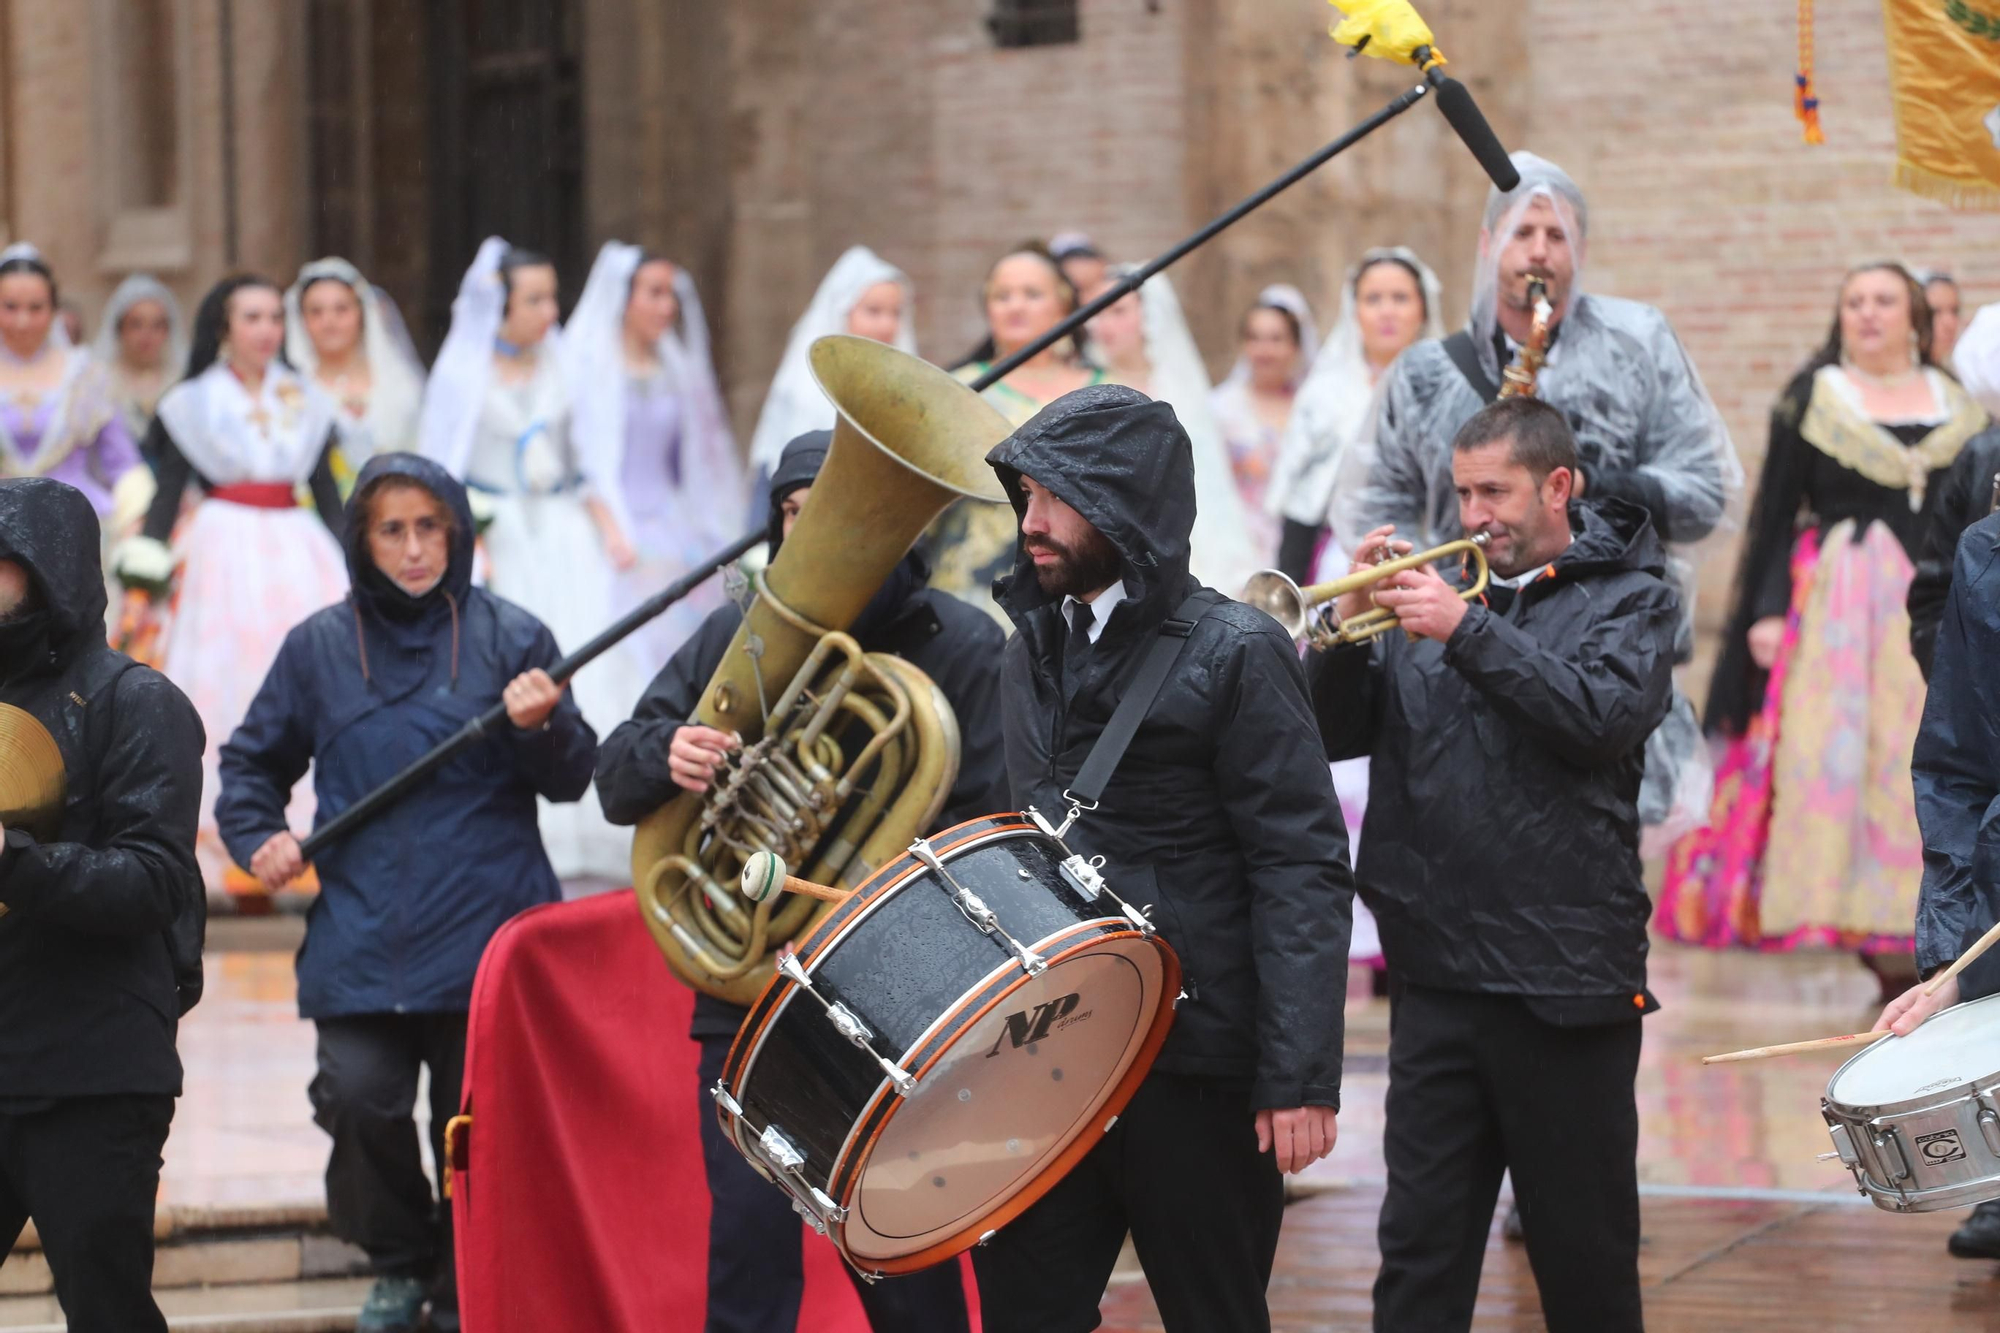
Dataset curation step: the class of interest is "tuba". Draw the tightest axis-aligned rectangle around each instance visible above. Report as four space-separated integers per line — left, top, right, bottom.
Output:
631 335 1014 1004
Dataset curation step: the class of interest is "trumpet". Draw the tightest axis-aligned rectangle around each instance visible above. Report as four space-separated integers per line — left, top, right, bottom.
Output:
1240 533 1490 650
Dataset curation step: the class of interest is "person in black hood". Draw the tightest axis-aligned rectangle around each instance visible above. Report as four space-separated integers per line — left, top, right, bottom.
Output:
593 428 1003 1333
0 477 204 1333
1907 422 2000 680
976 383 1353 1333
1313 396 1677 1333
215 452 597 1333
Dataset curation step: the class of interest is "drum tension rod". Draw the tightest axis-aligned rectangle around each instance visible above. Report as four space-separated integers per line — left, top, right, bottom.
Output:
1025 808 1158 937
708 1086 849 1228
909 838 1048 976
775 951 919 1096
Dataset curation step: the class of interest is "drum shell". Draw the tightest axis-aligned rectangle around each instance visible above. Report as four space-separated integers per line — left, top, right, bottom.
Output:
1823 996 2000 1213
716 813 1178 1273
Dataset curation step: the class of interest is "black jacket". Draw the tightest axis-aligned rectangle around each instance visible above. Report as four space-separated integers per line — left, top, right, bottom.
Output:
1312 498 1678 1009
1909 425 2000 679
595 553 1010 1036
988 384 1354 1113
1912 511 2000 999
0 477 205 1101
216 454 596 1019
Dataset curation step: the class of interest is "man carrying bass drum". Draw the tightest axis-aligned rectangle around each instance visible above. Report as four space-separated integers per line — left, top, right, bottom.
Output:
974 384 1354 1333
1315 398 1678 1332
594 428 1007 1333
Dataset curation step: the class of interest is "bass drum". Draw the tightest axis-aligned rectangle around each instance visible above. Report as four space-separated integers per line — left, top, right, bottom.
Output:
713 812 1179 1275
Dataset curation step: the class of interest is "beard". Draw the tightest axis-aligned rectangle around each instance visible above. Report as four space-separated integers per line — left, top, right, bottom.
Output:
1027 526 1122 600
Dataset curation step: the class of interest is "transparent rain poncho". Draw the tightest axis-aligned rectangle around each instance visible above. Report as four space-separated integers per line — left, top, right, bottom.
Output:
1334 152 1746 849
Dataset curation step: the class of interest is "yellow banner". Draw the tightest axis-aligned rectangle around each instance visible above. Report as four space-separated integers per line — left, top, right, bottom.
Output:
1883 0 2000 208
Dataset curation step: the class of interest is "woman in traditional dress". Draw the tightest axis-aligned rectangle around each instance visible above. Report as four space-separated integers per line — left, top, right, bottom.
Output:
0 246 145 518
931 243 1104 624
1918 269 1963 370
92 272 186 450
419 237 644 883
563 240 744 676
1081 265 1257 593
1271 249 1442 585
286 257 426 493
747 245 914 487
1659 262 1988 992
1208 286 1319 569
113 274 349 891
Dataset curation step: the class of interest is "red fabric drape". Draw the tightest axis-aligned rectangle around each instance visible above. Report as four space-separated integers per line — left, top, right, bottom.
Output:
452 890 896 1332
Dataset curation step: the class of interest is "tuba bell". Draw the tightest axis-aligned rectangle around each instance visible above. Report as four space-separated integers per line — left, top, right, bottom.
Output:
631 335 1013 1004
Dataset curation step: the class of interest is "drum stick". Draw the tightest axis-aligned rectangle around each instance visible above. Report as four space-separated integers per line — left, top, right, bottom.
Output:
1926 919 2000 996
1701 1030 1891 1065
740 851 851 906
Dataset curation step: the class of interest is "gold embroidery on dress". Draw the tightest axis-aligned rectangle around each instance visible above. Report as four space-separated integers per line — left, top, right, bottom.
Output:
1798 371 1986 513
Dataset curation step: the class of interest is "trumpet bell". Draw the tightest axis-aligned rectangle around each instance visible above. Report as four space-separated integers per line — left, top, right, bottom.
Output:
1239 569 1311 641
0 703 65 842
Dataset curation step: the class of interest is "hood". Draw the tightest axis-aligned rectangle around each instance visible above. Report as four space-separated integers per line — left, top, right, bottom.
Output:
345 452 476 619
766 429 832 556
1552 497 1667 582
0 477 107 662
986 383 1196 628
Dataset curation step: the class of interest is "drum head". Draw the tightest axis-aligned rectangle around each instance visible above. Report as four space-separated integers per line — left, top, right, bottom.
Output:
1830 992 2000 1107
841 935 1167 1264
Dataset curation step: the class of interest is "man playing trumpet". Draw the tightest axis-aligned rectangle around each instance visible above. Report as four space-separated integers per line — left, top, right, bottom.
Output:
1311 397 1678 1332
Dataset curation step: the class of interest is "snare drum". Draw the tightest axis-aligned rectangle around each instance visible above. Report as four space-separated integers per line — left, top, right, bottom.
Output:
713 810 1180 1276
1822 992 2000 1212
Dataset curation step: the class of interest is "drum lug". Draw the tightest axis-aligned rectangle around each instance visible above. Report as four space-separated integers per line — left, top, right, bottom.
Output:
777 950 920 1097
1823 1118 1860 1168
755 1123 849 1230
977 1229 998 1247
911 836 1048 976
712 1082 744 1118
760 1124 806 1172
1060 853 1108 901
1873 1124 1915 1189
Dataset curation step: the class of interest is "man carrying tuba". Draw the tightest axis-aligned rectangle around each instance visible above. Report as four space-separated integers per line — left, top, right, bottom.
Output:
595 428 1007 1333
0 477 206 1333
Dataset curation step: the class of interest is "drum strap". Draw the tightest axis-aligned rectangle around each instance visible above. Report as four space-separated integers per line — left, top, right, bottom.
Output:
1069 593 1212 808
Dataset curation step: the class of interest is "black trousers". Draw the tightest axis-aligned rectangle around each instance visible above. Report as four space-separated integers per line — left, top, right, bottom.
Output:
1373 985 1644 1333
0 1094 175 1333
311 1013 467 1308
971 1072 1285 1333
694 1035 969 1333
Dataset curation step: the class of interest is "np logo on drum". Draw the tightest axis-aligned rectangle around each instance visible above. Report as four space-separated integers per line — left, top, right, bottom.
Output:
1917 1128 1969 1166
987 992 1092 1058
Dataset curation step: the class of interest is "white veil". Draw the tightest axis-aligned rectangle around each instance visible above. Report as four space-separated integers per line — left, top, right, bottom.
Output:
284 257 427 462
1269 249 1444 529
1112 265 1259 593
92 273 187 376
419 236 526 478
562 240 744 546
1220 284 1321 391
747 245 916 475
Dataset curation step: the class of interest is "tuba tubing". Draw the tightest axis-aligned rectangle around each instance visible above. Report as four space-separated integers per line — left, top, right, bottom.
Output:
631 335 1011 1005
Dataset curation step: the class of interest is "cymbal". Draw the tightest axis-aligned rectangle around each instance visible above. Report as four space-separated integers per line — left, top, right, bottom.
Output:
0 702 65 843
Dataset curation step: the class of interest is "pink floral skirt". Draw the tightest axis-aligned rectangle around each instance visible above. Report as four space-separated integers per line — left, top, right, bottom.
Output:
1656 520 1925 952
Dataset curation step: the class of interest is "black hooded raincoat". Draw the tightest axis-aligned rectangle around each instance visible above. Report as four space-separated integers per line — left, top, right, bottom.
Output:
0 478 205 1101
987 385 1354 1113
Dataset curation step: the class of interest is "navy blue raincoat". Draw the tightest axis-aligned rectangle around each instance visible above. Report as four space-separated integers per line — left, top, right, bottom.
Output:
1912 511 2000 1000
216 453 597 1019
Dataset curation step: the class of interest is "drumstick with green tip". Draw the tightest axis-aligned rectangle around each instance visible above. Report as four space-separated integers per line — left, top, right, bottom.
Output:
1926 919 2000 996
1701 1030 1892 1064
739 850 851 905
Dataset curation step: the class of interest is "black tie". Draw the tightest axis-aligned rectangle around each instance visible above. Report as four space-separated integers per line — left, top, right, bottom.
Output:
1068 599 1096 654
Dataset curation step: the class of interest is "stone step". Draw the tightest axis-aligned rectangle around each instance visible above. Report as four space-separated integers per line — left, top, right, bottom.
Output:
0 1275 370 1332
1 1202 365 1300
